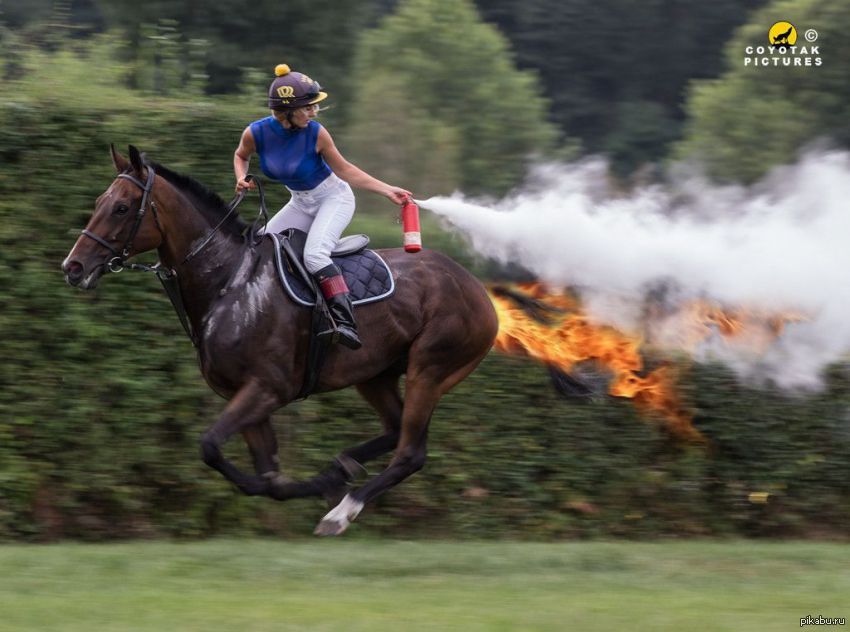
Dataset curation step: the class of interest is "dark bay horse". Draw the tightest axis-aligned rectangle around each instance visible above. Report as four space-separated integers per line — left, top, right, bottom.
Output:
62 146 498 535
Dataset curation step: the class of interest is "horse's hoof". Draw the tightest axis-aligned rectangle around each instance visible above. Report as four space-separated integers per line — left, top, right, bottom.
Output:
314 517 349 537
314 494 364 537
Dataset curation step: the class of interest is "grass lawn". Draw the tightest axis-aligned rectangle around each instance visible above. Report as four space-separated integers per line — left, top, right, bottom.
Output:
1 539 848 631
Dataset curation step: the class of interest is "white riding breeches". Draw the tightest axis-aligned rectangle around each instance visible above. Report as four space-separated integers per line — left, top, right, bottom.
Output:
263 173 356 274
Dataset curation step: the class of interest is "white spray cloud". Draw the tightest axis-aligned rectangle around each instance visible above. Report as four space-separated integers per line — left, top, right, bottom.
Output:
418 151 850 389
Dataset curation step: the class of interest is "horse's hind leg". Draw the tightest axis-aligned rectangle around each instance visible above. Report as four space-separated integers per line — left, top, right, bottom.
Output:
314 375 439 536
317 373 404 506
315 329 493 536
347 372 403 461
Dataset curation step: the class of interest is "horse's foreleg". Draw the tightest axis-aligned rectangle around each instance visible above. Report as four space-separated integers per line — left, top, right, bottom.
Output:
314 377 439 536
241 418 280 477
236 409 341 502
241 419 309 501
200 381 281 496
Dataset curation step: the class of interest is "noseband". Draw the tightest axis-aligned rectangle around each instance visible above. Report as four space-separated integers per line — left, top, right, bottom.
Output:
81 167 162 273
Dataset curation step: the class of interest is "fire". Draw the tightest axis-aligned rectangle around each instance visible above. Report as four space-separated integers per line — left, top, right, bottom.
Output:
643 299 806 353
488 284 803 441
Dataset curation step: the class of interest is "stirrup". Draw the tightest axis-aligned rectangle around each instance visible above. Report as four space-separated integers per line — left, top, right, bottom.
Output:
316 315 360 349
334 327 362 350
316 324 340 344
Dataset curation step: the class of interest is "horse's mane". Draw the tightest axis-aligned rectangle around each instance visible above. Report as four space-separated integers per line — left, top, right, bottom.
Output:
147 160 249 235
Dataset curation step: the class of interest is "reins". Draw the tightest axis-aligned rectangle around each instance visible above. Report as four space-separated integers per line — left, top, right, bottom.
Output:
182 174 269 263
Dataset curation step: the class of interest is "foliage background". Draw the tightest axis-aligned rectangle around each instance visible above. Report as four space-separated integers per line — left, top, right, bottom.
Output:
0 0 848 540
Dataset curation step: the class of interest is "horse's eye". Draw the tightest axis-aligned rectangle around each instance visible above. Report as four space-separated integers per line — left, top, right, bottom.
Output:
114 204 130 216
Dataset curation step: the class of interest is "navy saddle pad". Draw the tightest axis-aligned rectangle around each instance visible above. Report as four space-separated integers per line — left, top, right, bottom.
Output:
269 231 395 307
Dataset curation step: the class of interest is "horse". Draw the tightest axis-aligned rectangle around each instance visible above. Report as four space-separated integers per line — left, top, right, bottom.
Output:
61 145 499 536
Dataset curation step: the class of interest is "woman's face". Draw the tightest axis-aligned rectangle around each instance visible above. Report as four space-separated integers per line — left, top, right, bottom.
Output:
283 104 319 128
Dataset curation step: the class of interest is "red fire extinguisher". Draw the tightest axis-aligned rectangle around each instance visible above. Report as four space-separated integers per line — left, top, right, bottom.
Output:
401 197 422 253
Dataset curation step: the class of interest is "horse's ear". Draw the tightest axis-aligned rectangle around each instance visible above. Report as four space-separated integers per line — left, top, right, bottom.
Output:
128 145 145 175
110 144 129 173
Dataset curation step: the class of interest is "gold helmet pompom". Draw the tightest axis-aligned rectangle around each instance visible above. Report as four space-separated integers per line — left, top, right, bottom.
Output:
274 64 291 77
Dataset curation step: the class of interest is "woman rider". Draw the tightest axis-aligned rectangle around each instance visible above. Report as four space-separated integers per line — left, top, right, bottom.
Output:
233 64 411 350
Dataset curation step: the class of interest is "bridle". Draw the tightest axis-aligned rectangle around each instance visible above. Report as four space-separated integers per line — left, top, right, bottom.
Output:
75 165 267 348
81 166 163 273
79 164 199 344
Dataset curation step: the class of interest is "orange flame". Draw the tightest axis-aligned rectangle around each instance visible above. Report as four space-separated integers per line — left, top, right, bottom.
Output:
644 299 806 353
489 284 803 442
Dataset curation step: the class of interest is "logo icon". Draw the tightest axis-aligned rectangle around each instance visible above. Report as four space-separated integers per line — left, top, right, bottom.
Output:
743 21 822 68
276 86 295 98
769 21 797 47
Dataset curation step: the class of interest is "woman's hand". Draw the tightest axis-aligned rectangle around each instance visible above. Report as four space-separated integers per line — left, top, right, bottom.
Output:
235 177 256 193
385 185 413 205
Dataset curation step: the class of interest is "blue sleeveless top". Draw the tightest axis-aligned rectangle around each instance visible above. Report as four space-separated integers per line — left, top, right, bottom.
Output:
249 118 332 191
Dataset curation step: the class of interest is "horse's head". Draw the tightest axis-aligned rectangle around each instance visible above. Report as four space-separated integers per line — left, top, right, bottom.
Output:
62 145 164 289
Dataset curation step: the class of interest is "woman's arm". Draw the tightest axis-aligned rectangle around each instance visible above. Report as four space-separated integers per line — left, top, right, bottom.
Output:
317 126 410 204
233 126 257 192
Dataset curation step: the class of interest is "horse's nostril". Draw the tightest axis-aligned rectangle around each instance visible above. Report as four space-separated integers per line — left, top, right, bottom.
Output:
64 260 84 281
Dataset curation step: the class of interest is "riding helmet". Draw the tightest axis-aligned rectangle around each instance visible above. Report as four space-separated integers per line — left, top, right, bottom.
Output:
267 64 328 110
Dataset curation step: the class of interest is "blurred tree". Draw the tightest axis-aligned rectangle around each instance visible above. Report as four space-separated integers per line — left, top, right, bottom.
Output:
674 0 850 182
1 0 103 39
1 0 60 29
343 0 561 199
475 0 768 176
2 0 384 119
187 38 210 96
89 0 380 109
133 20 185 95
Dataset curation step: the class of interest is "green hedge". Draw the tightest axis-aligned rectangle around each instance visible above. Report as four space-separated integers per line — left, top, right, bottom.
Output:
1 45 848 541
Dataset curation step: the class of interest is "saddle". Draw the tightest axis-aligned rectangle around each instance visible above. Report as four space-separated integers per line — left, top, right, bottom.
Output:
268 229 394 307
267 228 395 399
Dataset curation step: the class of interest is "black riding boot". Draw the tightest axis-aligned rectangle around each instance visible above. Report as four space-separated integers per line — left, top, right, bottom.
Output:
315 264 362 350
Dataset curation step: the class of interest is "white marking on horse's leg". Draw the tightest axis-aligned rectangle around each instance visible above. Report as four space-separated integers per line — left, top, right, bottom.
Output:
314 494 364 536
